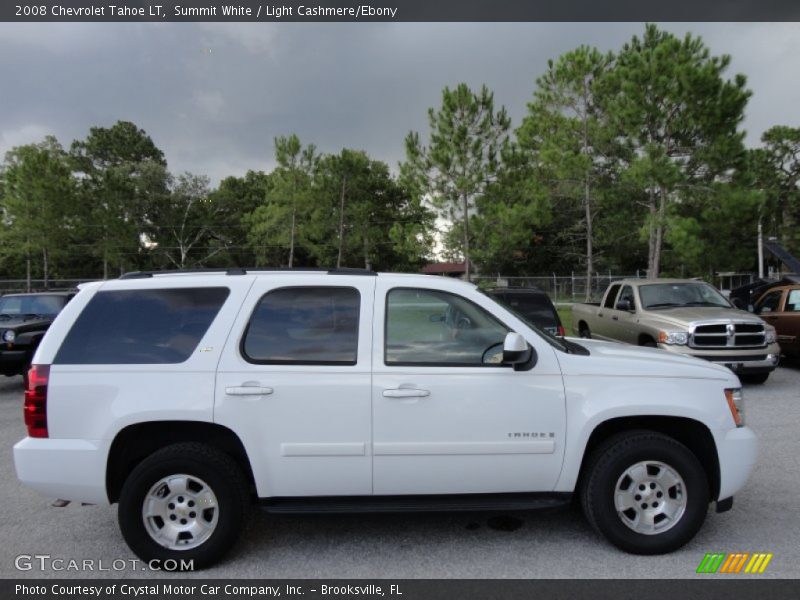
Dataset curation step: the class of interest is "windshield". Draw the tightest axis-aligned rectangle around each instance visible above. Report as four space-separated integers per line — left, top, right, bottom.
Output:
0 294 66 317
638 283 731 310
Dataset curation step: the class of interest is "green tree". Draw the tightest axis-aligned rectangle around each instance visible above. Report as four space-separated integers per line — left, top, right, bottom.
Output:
0 137 76 288
310 150 435 270
207 170 272 267
603 24 751 277
70 121 168 277
750 126 800 257
516 46 616 295
145 173 234 269
245 135 316 267
403 83 511 281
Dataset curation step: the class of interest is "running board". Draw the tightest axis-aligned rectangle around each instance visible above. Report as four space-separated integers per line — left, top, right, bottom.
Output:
259 492 572 514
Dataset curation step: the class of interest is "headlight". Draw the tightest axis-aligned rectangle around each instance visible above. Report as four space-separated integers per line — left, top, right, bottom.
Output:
725 388 745 427
658 331 688 345
2 330 14 343
765 328 777 344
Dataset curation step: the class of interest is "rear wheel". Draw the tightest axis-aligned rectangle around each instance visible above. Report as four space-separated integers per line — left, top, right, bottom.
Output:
118 443 249 569
578 323 592 339
581 431 709 554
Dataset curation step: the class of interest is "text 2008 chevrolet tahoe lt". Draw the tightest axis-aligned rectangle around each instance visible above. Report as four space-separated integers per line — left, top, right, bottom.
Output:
14 269 757 569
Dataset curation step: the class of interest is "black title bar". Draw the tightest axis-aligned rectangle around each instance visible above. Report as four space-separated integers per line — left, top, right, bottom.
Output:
3 0 800 22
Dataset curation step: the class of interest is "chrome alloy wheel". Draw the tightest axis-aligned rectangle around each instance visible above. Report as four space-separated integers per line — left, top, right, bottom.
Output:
142 474 219 550
614 461 687 535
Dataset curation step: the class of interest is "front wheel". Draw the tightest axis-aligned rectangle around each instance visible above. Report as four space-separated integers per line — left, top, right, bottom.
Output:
118 443 249 570
581 431 709 554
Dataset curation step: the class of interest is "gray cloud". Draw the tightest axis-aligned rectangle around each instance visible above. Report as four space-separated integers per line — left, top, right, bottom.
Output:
1 22 798 184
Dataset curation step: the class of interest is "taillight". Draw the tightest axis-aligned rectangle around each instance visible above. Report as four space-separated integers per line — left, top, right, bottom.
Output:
24 364 49 438
557 325 566 337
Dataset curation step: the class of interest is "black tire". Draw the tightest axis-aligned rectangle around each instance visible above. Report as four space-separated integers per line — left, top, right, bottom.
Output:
642 340 657 348
579 323 592 339
581 430 709 555
740 372 769 385
118 442 249 570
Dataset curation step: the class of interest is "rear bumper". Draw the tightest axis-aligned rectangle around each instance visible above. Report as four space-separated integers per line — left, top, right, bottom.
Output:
13 437 110 504
716 426 758 501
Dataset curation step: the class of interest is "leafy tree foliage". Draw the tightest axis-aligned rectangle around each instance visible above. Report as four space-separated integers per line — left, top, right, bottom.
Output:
403 83 511 281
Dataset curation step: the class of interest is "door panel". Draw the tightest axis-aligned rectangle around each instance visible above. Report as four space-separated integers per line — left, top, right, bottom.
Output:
214 276 375 498
372 282 566 495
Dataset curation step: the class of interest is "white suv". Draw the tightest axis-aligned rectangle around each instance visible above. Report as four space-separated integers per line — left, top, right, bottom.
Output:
14 269 757 568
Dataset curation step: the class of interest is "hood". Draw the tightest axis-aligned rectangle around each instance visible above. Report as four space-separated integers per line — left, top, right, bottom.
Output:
645 306 761 328
0 314 54 330
559 338 734 381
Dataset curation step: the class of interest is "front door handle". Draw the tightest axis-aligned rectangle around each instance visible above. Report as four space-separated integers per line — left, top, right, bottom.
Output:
383 388 430 398
226 386 273 396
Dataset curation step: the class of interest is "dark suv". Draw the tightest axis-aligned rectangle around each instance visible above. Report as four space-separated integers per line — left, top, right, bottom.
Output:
485 287 565 337
0 292 74 384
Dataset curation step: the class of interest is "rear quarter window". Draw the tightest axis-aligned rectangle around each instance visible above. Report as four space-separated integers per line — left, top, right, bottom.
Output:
54 287 230 365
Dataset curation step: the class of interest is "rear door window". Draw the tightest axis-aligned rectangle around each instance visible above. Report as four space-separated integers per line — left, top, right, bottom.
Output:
603 284 621 309
54 288 229 364
242 287 360 365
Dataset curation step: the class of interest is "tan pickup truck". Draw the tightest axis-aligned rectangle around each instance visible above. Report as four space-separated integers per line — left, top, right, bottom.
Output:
572 279 781 383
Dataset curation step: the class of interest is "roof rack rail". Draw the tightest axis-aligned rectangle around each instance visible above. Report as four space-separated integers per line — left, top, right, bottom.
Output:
118 267 377 280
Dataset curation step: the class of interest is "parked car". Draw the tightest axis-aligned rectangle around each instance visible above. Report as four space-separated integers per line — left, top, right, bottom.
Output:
751 283 800 358
572 279 781 384
15 269 756 568
0 291 74 386
485 287 565 337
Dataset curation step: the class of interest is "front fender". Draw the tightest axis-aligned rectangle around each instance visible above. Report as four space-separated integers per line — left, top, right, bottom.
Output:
554 373 733 492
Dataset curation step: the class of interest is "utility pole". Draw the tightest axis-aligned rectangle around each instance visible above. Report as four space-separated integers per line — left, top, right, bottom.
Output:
757 215 764 279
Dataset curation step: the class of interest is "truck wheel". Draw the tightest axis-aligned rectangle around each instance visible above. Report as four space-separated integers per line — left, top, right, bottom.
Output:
118 443 249 570
581 430 708 555
579 323 592 339
740 373 769 385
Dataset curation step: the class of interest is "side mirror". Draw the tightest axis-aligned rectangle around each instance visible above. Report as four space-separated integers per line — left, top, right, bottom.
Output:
731 297 745 310
615 299 632 311
503 332 535 370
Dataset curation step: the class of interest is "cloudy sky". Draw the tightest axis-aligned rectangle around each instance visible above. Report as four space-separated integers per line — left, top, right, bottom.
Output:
1 22 799 184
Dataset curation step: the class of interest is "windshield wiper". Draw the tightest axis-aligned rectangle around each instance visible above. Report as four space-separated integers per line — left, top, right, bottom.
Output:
683 302 728 307
0 313 12 320
645 302 681 309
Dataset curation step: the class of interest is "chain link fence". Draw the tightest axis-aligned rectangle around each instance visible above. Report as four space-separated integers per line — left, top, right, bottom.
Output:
472 273 649 304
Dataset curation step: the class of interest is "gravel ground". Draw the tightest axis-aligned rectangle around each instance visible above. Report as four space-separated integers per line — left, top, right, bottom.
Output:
1 364 798 579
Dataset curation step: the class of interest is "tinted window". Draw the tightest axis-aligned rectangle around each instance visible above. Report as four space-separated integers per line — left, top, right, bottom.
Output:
496 293 557 328
54 288 229 365
243 287 360 365
386 288 509 366
756 290 783 314
603 284 621 309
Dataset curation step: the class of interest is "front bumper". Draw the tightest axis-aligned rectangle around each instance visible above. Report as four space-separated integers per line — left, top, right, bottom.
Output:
716 426 758 501
0 348 27 375
14 437 110 504
657 343 781 374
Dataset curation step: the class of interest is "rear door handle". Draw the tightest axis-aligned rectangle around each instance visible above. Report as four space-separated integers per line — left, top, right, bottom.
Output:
612 315 619 321
226 386 273 396
383 388 430 398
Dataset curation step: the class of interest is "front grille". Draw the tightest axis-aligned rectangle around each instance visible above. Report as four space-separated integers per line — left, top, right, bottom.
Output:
690 322 766 349
698 355 767 362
